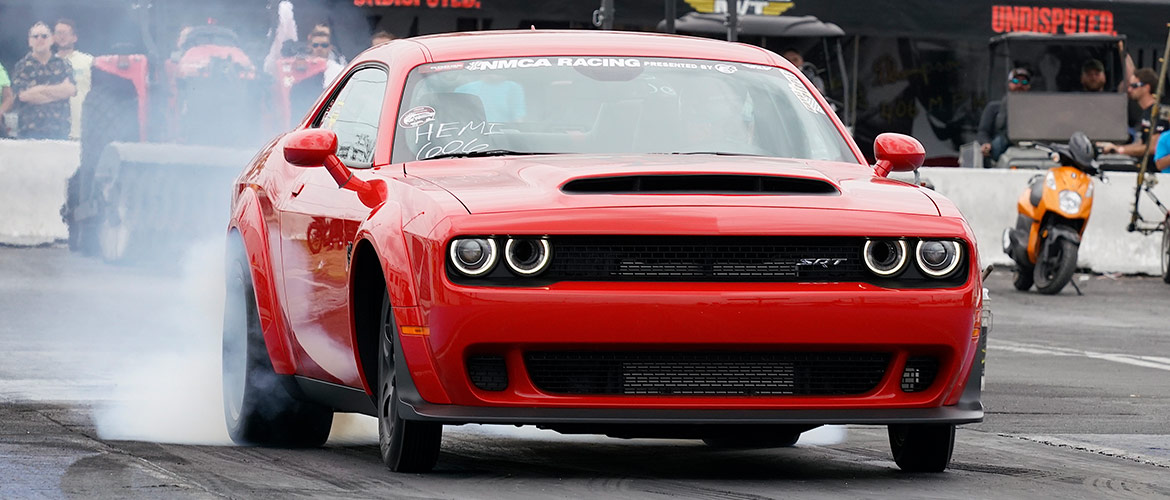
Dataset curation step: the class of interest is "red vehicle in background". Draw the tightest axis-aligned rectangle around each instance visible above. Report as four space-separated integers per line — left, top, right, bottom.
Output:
222 30 986 474
62 24 331 264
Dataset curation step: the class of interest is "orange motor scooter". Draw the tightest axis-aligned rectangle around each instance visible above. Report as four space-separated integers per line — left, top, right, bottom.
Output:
1002 132 1102 295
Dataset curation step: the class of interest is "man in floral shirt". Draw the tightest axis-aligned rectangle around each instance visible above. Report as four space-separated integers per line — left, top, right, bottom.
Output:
11 22 75 140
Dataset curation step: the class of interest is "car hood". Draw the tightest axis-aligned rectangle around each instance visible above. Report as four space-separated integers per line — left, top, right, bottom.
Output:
403 154 940 216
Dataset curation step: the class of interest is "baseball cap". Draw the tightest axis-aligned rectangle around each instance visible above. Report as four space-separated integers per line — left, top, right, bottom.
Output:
1009 67 1031 81
1082 59 1105 73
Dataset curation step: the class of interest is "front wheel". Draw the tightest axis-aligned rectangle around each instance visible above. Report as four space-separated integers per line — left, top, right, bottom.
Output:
378 291 442 472
1033 237 1078 295
888 424 955 472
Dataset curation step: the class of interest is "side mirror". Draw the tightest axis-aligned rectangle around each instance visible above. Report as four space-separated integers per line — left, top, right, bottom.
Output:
283 128 386 207
873 133 925 177
284 128 339 167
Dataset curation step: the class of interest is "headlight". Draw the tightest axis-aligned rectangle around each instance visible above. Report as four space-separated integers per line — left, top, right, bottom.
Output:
504 237 551 275
450 238 498 276
1059 190 1082 214
863 239 909 276
1045 171 1056 190
915 240 963 278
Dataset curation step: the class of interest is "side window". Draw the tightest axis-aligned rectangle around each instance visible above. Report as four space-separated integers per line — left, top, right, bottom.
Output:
316 67 389 168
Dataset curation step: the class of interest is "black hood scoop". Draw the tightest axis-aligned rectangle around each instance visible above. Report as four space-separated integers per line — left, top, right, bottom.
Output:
561 174 839 195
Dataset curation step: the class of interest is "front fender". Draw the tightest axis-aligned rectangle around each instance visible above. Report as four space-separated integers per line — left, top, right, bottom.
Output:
230 188 297 375
357 200 419 308
1047 224 1082 246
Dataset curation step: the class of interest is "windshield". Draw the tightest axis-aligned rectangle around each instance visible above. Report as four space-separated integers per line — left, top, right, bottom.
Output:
391 57 858 164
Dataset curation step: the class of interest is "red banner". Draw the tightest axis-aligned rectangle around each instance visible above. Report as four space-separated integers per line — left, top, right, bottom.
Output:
354 0 481 8
991 5 1116 35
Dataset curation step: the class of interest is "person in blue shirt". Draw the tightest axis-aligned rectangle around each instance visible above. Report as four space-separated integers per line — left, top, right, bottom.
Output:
455 74 526 123
1153 128 1170 173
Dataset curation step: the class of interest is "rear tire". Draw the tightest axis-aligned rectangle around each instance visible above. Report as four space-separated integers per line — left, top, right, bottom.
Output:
1033 237 1078 295
222 241 332 446
378 291 442 472
888 424 955 472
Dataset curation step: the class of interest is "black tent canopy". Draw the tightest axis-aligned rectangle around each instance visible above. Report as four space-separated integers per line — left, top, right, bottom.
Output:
658 12 844 38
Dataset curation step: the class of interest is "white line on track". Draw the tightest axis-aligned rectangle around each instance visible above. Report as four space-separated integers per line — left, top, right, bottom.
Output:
989 339 1170 372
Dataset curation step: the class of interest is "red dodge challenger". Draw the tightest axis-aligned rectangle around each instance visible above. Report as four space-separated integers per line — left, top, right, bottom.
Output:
222 30 985 474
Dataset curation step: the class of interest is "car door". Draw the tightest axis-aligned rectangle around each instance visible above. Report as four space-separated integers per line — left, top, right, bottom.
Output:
277 66 389 386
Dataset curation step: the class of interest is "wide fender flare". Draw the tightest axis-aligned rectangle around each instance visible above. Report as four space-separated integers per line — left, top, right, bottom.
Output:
230 187 297 375
355 200 418 309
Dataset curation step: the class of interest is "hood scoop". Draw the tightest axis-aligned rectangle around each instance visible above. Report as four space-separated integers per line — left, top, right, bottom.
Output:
561 174 839 196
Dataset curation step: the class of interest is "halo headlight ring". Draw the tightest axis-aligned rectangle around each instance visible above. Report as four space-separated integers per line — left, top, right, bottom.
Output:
504 237 552 276
450 238 499 277
863 239 909 277
915 240 963 278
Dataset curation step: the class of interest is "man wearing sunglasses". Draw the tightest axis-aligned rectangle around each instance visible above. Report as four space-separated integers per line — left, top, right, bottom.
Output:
308 30 344 89
10 22 75 140
977 67 1031 162
1099 68 1166 162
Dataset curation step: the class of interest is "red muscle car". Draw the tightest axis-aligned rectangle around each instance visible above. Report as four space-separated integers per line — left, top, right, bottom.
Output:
221 30 985 474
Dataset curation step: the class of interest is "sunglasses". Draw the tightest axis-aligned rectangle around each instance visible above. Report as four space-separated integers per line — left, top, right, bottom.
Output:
29 33 50 39
1130 82 1146 89
1010 78 1030 85
312 42 330 48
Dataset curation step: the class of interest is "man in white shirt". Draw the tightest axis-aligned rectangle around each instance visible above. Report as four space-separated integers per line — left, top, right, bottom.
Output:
53 18 92 140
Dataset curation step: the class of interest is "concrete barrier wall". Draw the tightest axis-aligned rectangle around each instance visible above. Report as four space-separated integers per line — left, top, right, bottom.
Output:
1 138 1165 274
896 168 1169 275
0 140 79 246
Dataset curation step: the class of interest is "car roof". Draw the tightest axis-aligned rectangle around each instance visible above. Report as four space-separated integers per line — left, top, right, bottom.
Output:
383 30 785 67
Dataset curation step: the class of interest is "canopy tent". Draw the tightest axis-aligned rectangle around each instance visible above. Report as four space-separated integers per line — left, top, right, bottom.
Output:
657 12 844 38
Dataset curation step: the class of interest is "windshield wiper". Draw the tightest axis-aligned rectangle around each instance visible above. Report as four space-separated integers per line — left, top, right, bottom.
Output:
423 149 551 160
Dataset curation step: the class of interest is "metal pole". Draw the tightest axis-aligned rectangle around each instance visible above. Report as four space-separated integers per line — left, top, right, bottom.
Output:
664 0 676 34
1129 23 1170 230
726 0 738 42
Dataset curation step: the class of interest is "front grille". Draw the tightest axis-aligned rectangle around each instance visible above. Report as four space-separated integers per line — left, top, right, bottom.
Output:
544 236 865 282
524 351 890 396
900 356 939 392
467 355 509 391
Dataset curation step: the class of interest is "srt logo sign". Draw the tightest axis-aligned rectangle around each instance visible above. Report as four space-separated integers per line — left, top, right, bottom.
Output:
799 258 847 268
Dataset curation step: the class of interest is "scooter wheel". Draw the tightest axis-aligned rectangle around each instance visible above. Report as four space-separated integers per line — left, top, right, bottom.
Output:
1161 229 1170 284
1012 266 1033 291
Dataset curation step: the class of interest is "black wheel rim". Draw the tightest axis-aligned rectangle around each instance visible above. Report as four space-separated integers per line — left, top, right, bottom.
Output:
378 295 397 456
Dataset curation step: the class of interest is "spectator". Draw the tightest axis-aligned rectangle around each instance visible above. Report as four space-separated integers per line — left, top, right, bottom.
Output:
781 48 825 94
455 74 526 122
53 19 92 140
1080 59 1106 92
11 22 76 140
0 63 13 137
1099 68 1166 160
371 30 395 47
308 29 344 87
977 67 1031 161
311 23 348 67
1153 123 1170 173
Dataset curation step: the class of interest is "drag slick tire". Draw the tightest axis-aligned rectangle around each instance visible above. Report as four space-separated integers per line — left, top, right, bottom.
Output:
888 424 955 472
378 291 442 472
222 241 332 446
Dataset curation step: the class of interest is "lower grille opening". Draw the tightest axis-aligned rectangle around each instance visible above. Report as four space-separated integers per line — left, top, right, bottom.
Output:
467 355 508 391
901 356 939 393
524 351 890 396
